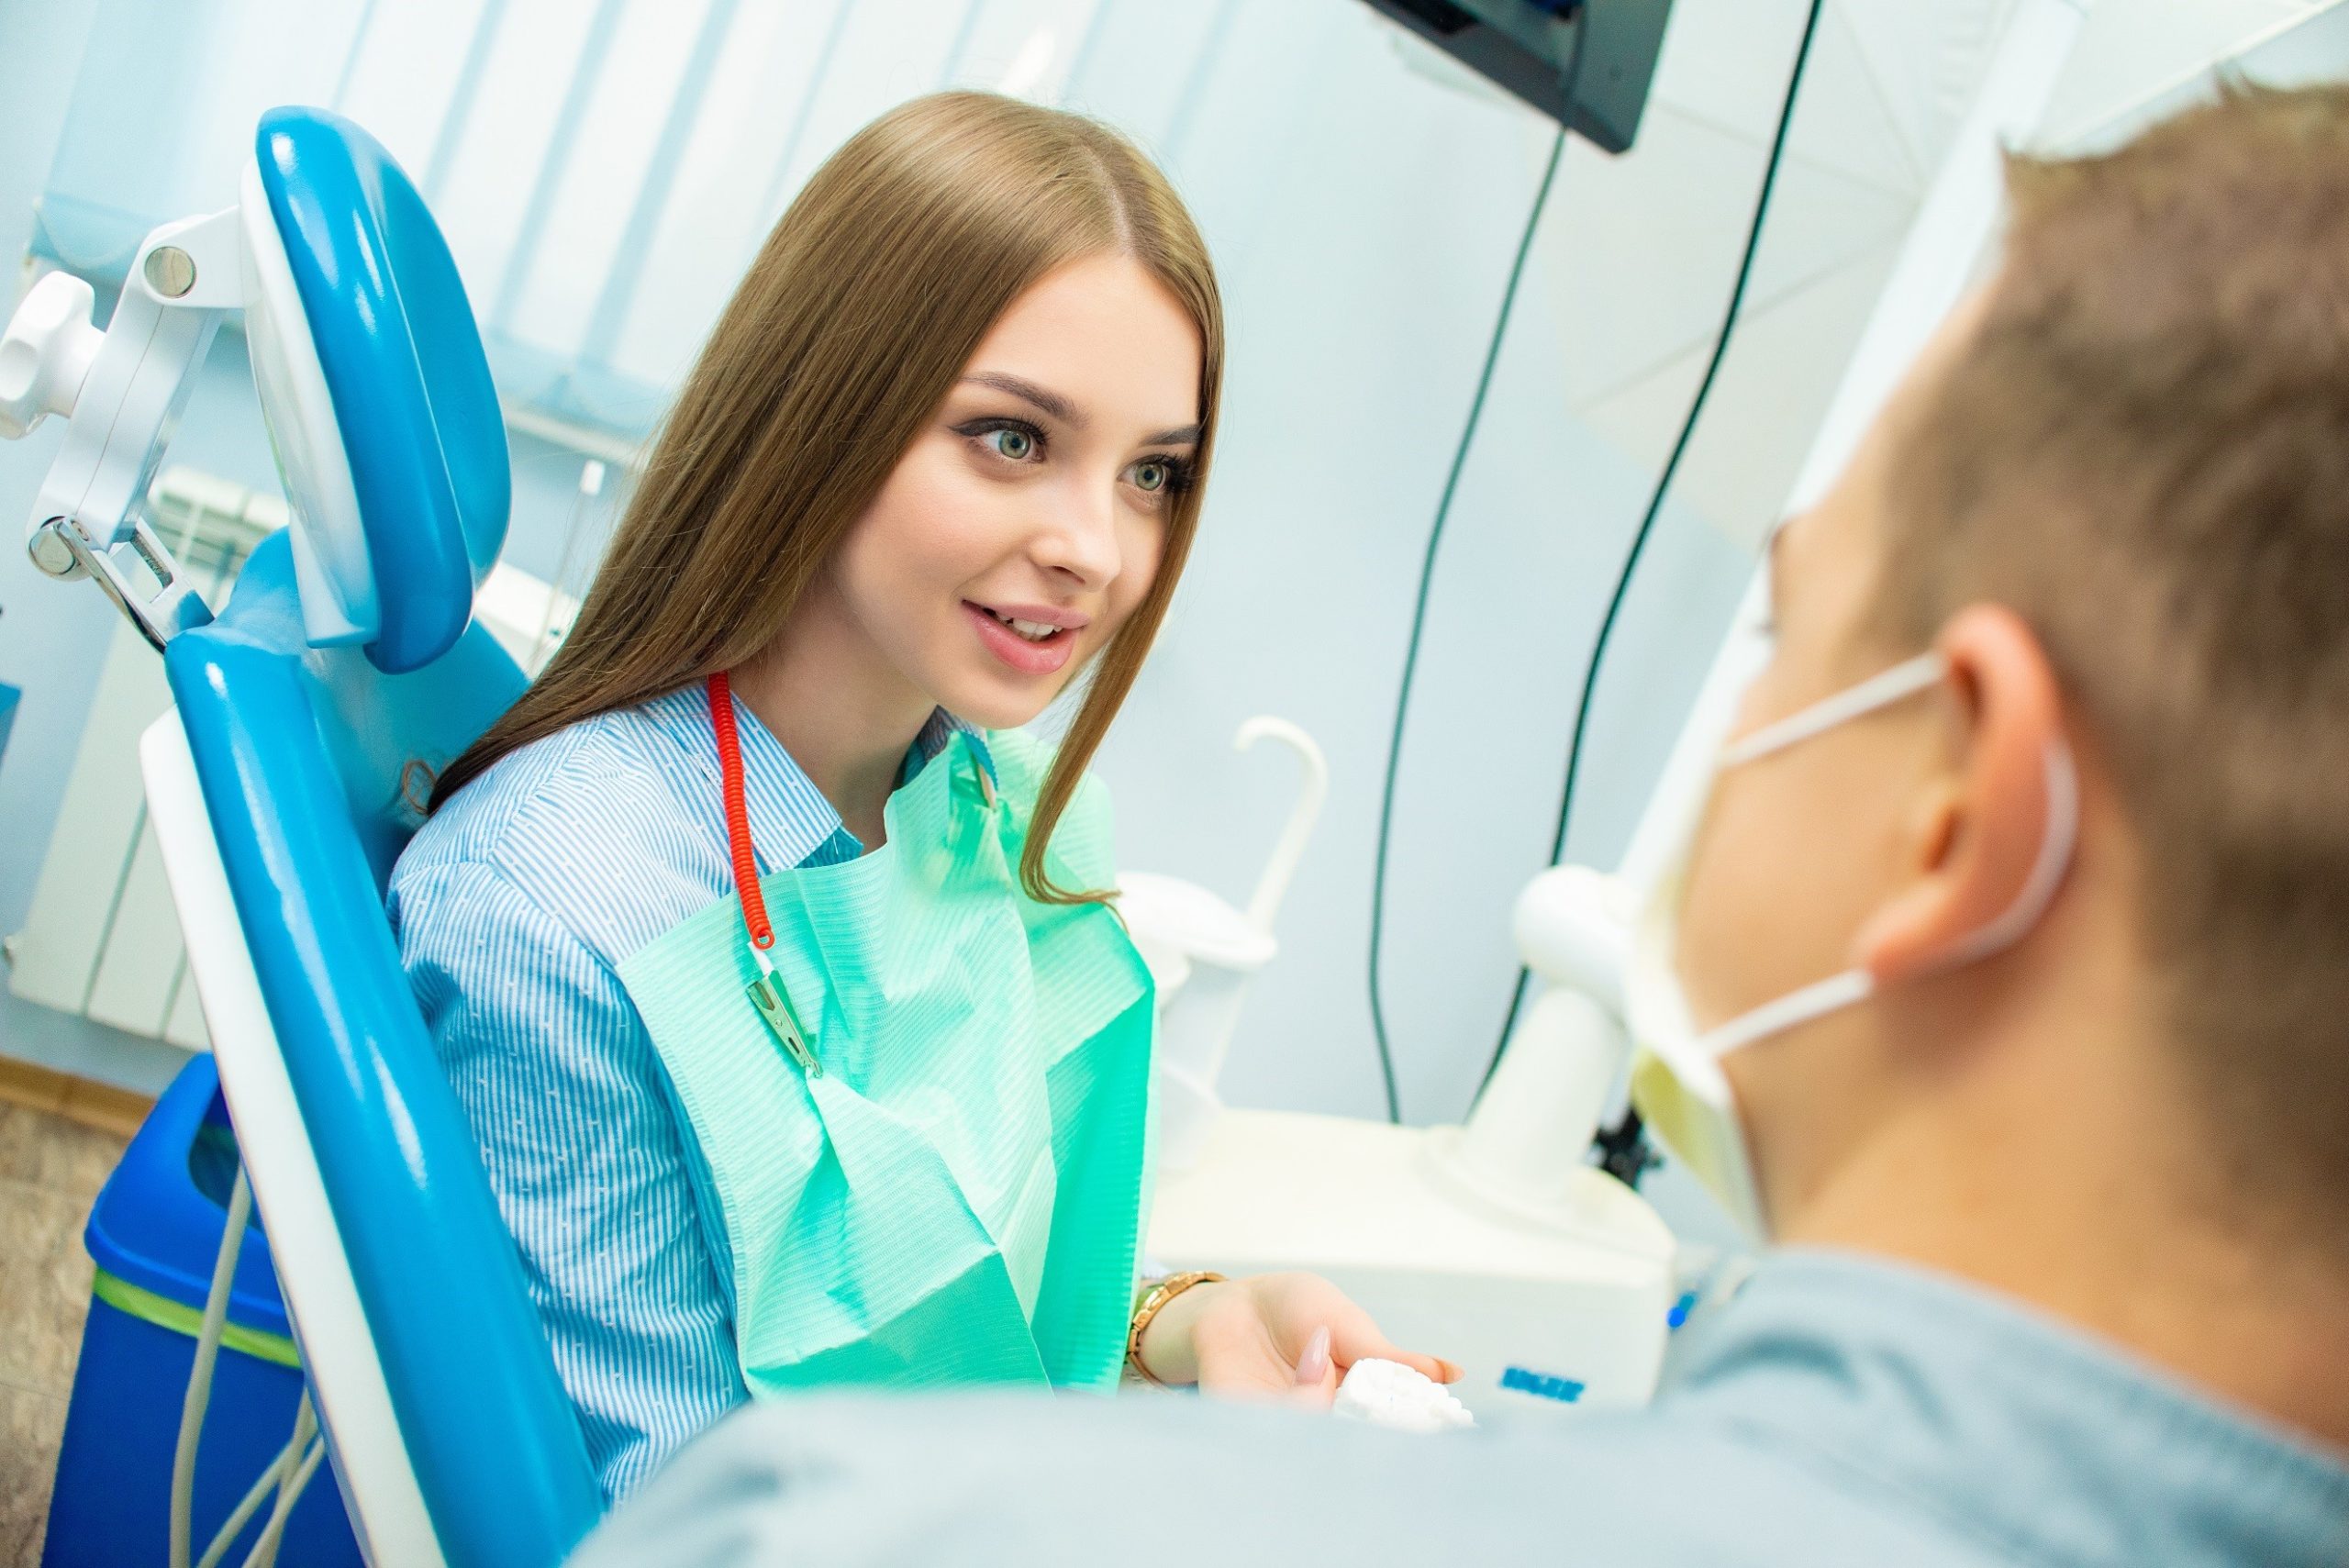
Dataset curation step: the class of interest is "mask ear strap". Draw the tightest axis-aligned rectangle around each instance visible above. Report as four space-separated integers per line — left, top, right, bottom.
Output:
1687 742 2079 1063
1700 968 1876 1059
1933 739 2080 971
1720 652 1946 768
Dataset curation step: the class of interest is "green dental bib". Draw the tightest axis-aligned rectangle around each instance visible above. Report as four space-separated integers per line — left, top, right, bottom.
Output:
618 728 1153 1395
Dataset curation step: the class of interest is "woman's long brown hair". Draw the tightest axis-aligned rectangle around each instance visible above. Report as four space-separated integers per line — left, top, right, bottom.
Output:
430 92 1223 903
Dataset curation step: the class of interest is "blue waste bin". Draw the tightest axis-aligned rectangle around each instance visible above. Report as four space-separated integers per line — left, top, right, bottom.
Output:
43 1055 364 1567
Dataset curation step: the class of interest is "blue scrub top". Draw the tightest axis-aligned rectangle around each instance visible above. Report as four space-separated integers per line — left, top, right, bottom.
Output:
570 1249 2349 1567
389 683 978 1502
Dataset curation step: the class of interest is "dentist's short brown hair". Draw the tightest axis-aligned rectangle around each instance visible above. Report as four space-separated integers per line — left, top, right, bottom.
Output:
1874 82 2349 1212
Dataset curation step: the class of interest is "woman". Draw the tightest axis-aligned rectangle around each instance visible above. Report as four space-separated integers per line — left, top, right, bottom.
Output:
392 92 1449 1501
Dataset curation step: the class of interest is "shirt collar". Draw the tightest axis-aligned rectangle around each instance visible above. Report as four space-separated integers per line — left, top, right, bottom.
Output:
640 684 989 868
1664 1249 2349 1568
919 705 982 755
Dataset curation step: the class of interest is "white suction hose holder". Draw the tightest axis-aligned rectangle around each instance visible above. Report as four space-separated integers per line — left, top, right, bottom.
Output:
1448 865 1639 1206
1119 717 1329 1173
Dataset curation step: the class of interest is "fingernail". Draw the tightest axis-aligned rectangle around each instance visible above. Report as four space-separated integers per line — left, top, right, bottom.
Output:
1440 1360 1464 1383
1295 1326 1331 1385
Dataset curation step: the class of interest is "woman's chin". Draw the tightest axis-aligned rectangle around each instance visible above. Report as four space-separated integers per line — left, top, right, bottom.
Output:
934 673 1064 733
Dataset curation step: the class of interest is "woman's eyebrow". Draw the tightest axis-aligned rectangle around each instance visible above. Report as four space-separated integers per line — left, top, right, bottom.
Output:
961 372 1081 428
961 373 1198 447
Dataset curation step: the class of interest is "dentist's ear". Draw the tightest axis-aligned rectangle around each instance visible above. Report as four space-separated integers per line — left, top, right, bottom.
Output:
1854 605 2068 983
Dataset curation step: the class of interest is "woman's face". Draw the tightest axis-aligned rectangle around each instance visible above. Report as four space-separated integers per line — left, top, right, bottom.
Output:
829 252 1205 730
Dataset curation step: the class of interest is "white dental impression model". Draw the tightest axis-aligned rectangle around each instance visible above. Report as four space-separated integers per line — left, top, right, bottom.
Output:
1331 1359 1476 1435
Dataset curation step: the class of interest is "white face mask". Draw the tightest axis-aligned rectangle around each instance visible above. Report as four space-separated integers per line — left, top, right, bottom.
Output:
1623 645 2080 1240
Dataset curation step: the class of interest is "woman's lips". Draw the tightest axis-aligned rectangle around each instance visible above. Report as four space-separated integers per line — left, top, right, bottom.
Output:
962 601 1077 676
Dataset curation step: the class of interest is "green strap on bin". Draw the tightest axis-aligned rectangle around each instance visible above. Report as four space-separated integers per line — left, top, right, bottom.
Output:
92 1269 302 1369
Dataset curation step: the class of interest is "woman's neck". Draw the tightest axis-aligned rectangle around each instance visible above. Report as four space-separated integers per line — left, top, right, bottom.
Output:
730 585 935 852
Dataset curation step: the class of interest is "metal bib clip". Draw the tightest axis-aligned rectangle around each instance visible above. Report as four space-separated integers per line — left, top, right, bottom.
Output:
747 971 821 1079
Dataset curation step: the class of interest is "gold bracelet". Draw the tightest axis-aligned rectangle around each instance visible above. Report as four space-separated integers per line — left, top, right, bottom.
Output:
1125 1270 1227 1388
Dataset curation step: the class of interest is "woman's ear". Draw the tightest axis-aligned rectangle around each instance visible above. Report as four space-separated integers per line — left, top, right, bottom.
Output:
1853 604 2066 983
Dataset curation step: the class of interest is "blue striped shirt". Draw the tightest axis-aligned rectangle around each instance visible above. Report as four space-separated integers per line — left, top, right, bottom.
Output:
387 684 976 1502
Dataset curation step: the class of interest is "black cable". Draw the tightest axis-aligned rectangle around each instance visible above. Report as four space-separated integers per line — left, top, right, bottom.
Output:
1365 109 1575 1126
1475 0 1828 1106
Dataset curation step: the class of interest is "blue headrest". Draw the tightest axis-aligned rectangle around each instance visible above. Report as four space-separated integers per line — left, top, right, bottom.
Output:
250 106 509 674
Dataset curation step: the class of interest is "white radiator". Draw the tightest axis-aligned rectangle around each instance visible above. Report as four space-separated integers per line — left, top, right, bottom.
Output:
5 466 577 1051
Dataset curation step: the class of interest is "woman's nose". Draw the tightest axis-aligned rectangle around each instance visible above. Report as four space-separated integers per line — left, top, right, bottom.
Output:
1030 475 1122 587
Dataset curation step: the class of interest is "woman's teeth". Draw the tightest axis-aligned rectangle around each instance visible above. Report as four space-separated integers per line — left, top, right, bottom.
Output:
989 609 1060 642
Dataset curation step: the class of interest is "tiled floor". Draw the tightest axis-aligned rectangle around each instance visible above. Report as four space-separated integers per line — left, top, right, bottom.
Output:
0 1090 136 1568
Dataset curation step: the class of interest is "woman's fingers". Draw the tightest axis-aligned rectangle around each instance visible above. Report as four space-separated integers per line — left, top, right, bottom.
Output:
1321 1307 1461 1385
1294 1326 1333 1385
1199 1273 1465 1406
1280 1325 1339 1409
1191 1294 1325 1402
1349 1343 1454 1384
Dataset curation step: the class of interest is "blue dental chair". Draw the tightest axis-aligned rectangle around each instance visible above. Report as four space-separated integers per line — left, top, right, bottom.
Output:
6 108 603 1566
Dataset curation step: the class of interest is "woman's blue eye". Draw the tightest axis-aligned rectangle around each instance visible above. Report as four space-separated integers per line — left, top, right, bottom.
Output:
1130 456 1191 498
987 427 1035 461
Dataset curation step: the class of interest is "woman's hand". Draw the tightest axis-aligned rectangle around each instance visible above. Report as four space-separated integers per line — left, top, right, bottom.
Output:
1134 1272 1462 1406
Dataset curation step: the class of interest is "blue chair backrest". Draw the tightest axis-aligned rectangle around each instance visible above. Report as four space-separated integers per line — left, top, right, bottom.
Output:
163 106 602 1566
